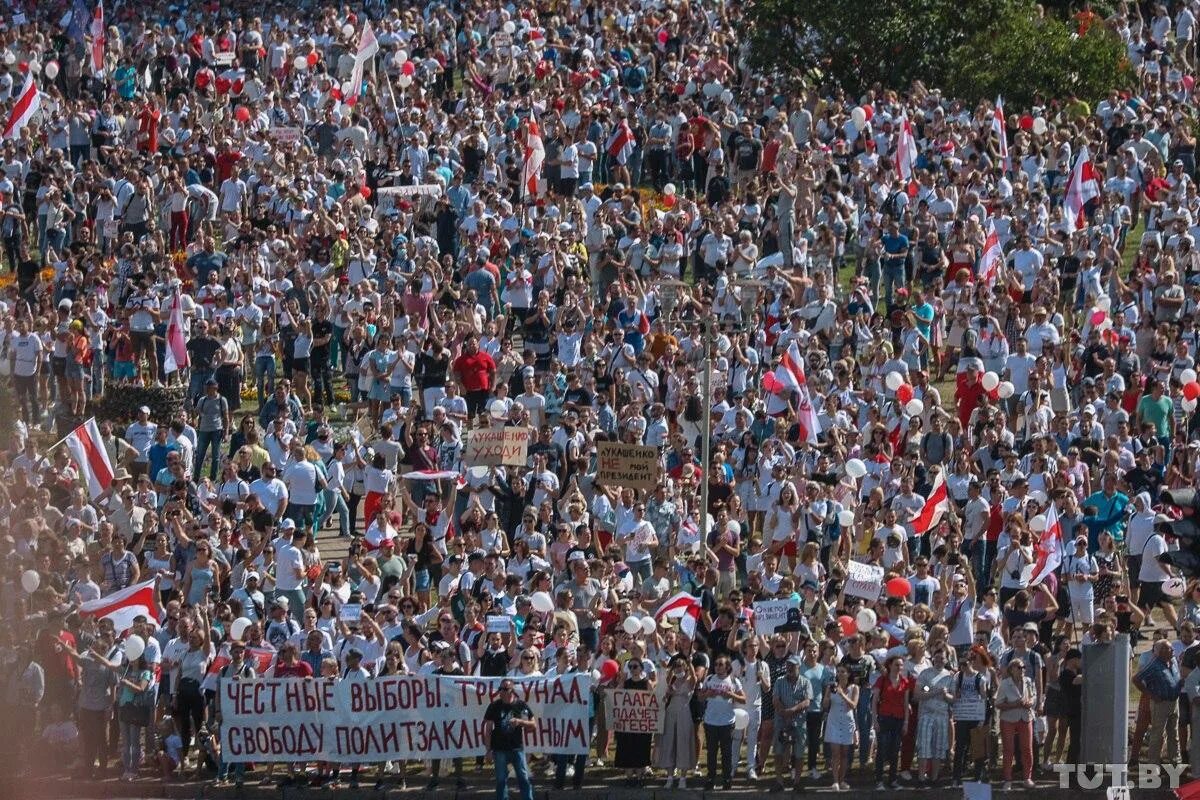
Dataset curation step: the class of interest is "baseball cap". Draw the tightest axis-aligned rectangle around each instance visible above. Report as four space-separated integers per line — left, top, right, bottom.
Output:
279 519 297 531
138 406 151 414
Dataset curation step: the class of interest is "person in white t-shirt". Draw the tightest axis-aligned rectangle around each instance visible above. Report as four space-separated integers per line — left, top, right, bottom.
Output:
272 521 307 621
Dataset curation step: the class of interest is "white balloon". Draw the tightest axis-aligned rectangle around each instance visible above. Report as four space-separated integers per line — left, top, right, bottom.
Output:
1096 295 1112 312
530 591 555 613
1164 577 1188 599
398 74 413 88
1185 398 1198 413
230 617 252 641
342 23 355 37
1032 117 1048 135
294 55 309 71
851 107 867 129
905 399 924 417
43 61 59 80
502 21 516 35
885 371 905 391
341 80 355 97
641 617 657 635
20 569 39 593
28 60 39 76
997 381 1015 399
733 708 750 731
3 52 14 66
838 510 856 527
845 458 868 479
1029 514 1047 533
124 635 146 661
395 49 409 65
1183 369 1198 385
663 182 677 196
981 372 1000 391
856 608 877 633
623 616 643 635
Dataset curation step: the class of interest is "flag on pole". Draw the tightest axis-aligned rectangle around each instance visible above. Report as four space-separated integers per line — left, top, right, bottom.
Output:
78 579 157 634
1031 503 1065 585
606 118 635 166
911 470 950 535
347 21 378 104
773 340 821 443
63 417 114 500
65 0 90 42
3 73 39 140
521 116 545 199
978 220 1003 286
163 293 188 374
992 96 1010 174
656 591 702 639
1063 145 1100 232
90 1 106 76
896 114 918 183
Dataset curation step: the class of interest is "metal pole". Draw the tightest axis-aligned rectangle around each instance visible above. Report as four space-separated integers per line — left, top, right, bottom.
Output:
699 318 712 542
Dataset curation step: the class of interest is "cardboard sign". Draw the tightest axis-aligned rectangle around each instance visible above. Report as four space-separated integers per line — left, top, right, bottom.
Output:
608 688 663 734
339 603 362 623
272 126 303 143
466 427 531 467
752 598 800 636
595 442 659 490
844 560 885 601
486 615 512 634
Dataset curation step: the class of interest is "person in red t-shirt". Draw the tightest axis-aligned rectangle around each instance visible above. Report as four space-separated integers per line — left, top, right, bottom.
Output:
452 333 497 420
35 615 79 715
138 102 161 154
871 655 913 788
272 642 314 678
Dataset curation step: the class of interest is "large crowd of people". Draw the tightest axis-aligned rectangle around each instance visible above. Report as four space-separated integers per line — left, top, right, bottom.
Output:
7 0 1200 795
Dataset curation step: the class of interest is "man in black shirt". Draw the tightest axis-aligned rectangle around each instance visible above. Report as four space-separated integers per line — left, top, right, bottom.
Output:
185 319 222 402
838 634 875 769
483 680 537 800
310 304 335 407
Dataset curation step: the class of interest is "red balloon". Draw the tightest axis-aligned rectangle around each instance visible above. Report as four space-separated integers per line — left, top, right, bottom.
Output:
837 615 857 638
17 61 27 74
401 61 415 76
331 87 343 101
886 577 912 599
862 104 873 121
1090 309 1107 325
599 659 620 682
215 76 232 94
307 51 319 67
234 106 250 123
762 372 781 394
1019 114 1034 131
896 384 914 404
195 70 211 89
360 186 371 200
1185 382 1200 401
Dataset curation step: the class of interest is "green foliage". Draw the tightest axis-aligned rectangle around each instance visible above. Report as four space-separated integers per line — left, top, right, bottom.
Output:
747 0 1131 106
91 384 188 427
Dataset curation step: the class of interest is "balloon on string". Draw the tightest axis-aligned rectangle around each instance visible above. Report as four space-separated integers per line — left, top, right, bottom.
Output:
837 615 857 638
886 577 911 598
1032 117 1048 135
397 74 413 88
838 510 855 527
1029 514 1047 532
762 372 782 394
733 708 749 730
1184 397 1198 413
307 51 319 67
401 61 415 76
124 635 146 661
395 49 408 65
851 106 867 129
623 616 643 635
1090 309 1106 325
195 70 211 89
845 458 868 479
885 371 905 391
20 569 39 594
360 186 371 200
862 104 874 121
981 372 1000 391
294 55 309 71
342 23 355 37
856 608 877 633
502 21 516 35
1185 382 1200 401
905 399 924 416
234 106 251 123
44 61 59 80
3 51 14 66
230 617 252 641
599 659 620 682
896 384 914 404
530 591 554 613
664 182 677 196
641 617 657 635
997 381 1015 399
1182 368 1198 385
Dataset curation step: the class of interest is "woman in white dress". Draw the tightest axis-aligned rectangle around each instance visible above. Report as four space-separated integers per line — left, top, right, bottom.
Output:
822 664 858 791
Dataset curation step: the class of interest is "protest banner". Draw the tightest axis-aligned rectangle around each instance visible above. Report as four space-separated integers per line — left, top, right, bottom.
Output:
339 604 362 623
595 442 659 490
219 674 591 763
844 560 885 601
608 688 663 734
272 126 303 143
466 427 531 467
752 598 800 636
485 615 512 634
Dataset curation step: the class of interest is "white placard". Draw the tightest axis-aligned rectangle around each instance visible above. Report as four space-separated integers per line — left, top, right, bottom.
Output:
844 560 885 601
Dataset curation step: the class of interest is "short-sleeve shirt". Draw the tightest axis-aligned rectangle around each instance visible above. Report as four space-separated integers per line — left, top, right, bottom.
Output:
484 698 534 751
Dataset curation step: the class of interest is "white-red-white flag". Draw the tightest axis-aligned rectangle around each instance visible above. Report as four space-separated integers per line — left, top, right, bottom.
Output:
992 96 1010 174
1063 145 1100 232
1031 502 1065 585
163 292 188 374
773 340 821 442
90 1 106 76
3 73 39 140
63 417 114 500
347 20 378 104
78 579 157 634
896 114 918 182
656 591 702 639
521 116 545 199
978 220 1003 286
606 118 635 166
911 469 949 535
401 469 461 481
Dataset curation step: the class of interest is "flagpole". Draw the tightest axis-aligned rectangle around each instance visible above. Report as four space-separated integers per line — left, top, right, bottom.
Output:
699 317 713 549
46 416 90 452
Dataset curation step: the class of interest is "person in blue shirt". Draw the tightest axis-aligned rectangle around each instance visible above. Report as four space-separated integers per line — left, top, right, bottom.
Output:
1083 473 1131 542
880 221 910 306
910 286 935 341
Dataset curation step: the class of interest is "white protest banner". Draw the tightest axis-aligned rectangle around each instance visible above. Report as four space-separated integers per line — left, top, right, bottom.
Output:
466 426 531 467
844 560 885 601
608 688 663 734
485 615 512 634
752 598 799 636
375 184 445 215
339 604 362 623
272 126 303 143
220 674 591 763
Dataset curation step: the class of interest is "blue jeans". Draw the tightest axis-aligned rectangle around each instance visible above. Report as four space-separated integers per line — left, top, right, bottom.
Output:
969 540 995 600
195 429 224 481
120 720 144 774
321 489 350 536
883 260 906 305
493 748 534 800
189 368 215 403
874 715 904 785
255 354 276 405
855 687 874 768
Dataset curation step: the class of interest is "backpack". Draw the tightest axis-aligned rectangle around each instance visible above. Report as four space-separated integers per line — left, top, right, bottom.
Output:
882 190 903 219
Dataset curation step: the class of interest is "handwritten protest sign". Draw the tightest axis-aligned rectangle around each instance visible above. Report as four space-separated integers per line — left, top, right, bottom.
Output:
844 560 885 601
752 598 800 636
272 126 303 143
485 615 512 634
608 688 663 734
596 442 659 490
220 674 591 763
466 427 531 467
339 604 362 623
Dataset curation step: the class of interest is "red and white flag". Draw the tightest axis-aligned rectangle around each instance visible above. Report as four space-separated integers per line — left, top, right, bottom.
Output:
1063 145 1100 232
774 340 821 443
63 417 114 500
978 220 1003 286
3 73 39 140
896 114 918 182
656 591 702 639
78 579 157 634
347 20 379 104
521 116 545 199
163 292 188 374
912 470 950 535
401 469 461 481
1031 502 1065 585
992 96 1010 174
606 118 635 165
90 1 106 76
